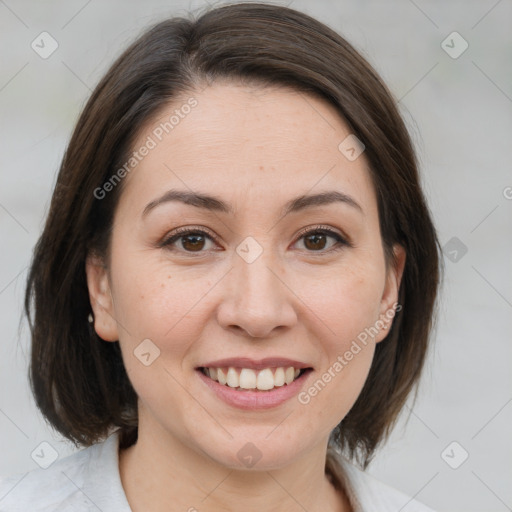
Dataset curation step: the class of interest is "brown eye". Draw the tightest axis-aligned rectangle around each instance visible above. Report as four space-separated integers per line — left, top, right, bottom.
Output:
161 225 349 256
295 227 349 253
180 233 207 252
161 228 216 253
303 232 328 251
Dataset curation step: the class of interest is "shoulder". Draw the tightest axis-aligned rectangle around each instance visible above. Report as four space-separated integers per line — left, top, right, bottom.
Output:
0 430 130 512
0 444 94 511
342 462 436 512
326 449 436 512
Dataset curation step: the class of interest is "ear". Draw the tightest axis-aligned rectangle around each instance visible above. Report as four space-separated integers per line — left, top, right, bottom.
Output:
85 254 119 342
375 244 406 343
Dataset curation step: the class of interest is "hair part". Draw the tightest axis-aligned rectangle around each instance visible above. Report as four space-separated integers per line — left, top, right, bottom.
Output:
25 2 441 466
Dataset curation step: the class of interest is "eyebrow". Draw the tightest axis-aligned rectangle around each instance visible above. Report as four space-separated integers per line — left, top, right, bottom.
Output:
142 189 363 218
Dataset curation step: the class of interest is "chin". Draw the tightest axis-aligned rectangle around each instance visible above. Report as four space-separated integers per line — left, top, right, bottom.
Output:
188 424 323 472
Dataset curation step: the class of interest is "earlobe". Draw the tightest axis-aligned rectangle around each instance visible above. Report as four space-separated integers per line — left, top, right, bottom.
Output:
375 244 406 343
85 254 119 342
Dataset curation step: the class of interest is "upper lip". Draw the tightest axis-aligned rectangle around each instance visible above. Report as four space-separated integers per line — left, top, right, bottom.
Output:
197 357 312 371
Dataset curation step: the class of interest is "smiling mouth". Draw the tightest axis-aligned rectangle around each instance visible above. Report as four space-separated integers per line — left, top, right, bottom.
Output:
198 366 311 391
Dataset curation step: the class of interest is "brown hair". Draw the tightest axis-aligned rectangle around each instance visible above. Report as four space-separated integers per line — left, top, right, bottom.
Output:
25 2 441 468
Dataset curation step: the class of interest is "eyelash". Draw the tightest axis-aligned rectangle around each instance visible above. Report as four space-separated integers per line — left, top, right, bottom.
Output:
159 225 352 256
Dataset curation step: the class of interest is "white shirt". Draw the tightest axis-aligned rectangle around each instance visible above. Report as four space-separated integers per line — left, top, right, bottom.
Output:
0 430 435 511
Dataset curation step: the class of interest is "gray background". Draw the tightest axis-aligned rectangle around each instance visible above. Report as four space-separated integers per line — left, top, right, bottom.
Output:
1 1 511 511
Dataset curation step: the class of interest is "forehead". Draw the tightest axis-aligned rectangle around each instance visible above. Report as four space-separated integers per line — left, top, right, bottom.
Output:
118 82 376 216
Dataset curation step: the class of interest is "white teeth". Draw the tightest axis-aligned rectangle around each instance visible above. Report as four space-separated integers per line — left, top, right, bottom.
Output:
274 367 285 387
256 368 275 390
226 367 239 388
239 369 257 389
202 365 305 390
217 368 227 385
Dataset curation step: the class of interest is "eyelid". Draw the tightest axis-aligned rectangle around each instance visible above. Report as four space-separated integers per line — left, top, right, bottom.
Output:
159 224 352 252
294 224 352 247
166 225 218 240
159 225 220 249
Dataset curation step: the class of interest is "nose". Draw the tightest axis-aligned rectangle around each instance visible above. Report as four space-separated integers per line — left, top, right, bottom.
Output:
216 247 298 339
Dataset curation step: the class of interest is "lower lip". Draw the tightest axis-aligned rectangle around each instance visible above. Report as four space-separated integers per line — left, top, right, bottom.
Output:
197 370 311 410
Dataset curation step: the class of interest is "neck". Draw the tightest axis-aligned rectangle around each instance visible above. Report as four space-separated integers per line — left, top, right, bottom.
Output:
118 420 351 512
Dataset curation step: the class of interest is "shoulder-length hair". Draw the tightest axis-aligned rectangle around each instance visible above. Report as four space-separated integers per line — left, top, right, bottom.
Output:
25 2 441 468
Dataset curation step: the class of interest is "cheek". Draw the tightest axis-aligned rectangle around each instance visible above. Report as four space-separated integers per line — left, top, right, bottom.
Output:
109 249 218 357
303 258 384 348
295 259 383 413
109 254 211 424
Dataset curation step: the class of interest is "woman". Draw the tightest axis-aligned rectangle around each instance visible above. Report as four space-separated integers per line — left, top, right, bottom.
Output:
0 3 440 511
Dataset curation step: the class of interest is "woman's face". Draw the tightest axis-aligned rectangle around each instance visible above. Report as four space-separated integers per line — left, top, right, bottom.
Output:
87 82 405 470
